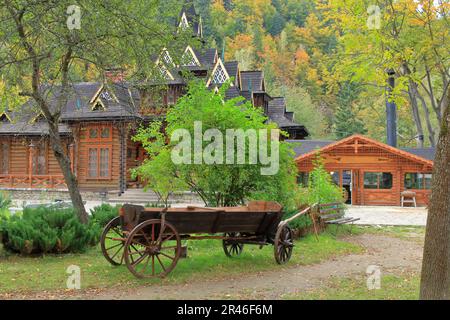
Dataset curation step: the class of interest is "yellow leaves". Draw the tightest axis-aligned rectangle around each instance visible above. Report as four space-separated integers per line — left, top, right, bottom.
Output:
226 34 254 61
295 49 310 64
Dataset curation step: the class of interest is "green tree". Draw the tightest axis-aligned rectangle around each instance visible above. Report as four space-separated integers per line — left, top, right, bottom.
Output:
0 0 179 223
133 80 299 209
333 82 367 139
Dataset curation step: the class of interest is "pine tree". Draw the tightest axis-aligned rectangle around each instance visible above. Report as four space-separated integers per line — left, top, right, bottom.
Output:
333 82 367 139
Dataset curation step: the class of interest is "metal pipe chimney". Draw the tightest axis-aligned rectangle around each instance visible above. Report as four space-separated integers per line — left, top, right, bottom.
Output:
386 69 397 147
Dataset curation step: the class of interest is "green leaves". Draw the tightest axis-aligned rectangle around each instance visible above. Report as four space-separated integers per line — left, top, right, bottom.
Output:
133 80 299 208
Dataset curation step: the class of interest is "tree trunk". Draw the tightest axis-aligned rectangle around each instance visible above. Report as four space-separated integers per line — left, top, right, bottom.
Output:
48 121 88 224
408 85 425 148
420 88 450 300
402 63 425 147
417 92 436 147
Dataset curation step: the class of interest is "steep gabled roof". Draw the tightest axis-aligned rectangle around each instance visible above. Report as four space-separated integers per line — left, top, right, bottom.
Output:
206 58 233 87
240 71 264 92
267 97 305 130
178 0 203 37
294 135 434 166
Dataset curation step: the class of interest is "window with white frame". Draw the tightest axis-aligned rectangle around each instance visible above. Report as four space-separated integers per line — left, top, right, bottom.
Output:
212 63 227 84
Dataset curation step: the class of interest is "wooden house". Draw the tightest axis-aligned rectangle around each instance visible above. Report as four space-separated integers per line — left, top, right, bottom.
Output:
293 135 435 207
0 1 308 195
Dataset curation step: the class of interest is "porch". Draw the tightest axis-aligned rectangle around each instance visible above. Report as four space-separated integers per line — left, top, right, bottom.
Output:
0 174 66 189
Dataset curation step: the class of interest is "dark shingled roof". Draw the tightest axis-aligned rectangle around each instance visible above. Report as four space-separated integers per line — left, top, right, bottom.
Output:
286 140 333 158
267 97 305 129
401 148 436 161
240 71 264 92
1 82 141 135
224 61 239 81
179 0 202 37
194 48 217 67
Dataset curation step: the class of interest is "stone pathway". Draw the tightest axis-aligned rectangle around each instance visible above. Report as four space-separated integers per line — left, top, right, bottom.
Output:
347 206 427 226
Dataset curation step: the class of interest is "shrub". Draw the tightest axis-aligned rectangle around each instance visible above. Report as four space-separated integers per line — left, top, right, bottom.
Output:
0 206 101 255
0 192 12 210
90 204 120 228
283 208 313 230
296 155 345 207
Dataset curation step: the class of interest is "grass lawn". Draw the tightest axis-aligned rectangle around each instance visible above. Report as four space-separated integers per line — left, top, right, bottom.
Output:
284 271 420 300
0 231 362 295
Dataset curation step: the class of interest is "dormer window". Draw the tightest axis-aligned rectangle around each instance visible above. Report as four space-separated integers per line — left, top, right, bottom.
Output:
157 62 174 81
181 46 200 67
100 91 113 101
92 99 106 111
206 59 232 87
161 49 175 67
31 112 45 123
0 113 11 122
179 12 189 30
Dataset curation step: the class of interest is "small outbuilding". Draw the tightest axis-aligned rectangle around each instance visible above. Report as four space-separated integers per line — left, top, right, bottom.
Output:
292 135 435 207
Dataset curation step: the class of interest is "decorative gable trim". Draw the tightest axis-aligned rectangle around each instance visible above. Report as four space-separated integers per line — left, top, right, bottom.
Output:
206 58 233 87
294 135 434 167
179 12 190 30
156 62 175 81
92 98 106 111
0 112 12 122
181 46 201 67
89 84 118 106
30 111 45 123
156 48 175 68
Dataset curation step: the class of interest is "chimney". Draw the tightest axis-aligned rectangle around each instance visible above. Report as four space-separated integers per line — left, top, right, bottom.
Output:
104 67 125 83
386 69 397 147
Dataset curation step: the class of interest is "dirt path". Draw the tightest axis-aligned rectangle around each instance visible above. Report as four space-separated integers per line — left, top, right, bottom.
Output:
89 234 423 300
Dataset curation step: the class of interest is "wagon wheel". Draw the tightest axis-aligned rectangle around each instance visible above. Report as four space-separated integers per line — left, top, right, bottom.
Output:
101 217 126 266
274 224 294 265
124 219 181 278
223 232 244 257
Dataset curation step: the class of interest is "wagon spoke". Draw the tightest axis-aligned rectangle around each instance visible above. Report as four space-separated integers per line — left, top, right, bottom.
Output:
110 245 124 261
151 255 155 276
156 254 167 272
105 242 123 251
139 254 151 275
129 249 148 256
132 252 149 266
159 251 175 260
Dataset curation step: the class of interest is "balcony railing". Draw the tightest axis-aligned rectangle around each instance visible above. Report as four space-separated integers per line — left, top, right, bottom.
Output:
0 175 67 189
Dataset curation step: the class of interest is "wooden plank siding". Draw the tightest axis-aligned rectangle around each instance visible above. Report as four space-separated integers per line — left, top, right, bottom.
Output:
295 136 433 207
0 137 69 189
75 123 121 191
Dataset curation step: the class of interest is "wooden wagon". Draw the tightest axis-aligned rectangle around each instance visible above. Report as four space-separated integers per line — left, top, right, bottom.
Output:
100 201 308 278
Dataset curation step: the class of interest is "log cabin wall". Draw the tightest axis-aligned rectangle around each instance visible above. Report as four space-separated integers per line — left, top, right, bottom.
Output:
296 139 433 207
0 136 70 189
74 122 121 191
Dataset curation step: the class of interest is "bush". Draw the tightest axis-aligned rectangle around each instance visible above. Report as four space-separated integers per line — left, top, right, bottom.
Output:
90 204 120 228
0 192 12 210
0 206 101 255
283 208 313 230
296 155 345 207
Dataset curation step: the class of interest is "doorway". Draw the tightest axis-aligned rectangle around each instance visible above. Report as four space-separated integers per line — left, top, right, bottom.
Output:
342 170 352 204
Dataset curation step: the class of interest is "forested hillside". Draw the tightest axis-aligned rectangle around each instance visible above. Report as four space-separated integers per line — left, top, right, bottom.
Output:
196 0 448 146
1 0 447 146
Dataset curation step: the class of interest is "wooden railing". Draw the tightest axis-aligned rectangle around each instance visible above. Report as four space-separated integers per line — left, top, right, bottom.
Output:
0 175 66 189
